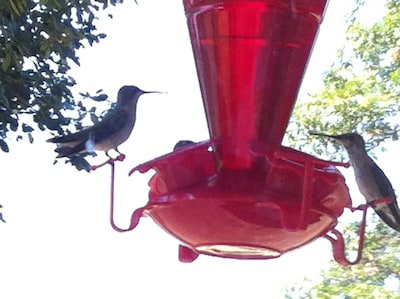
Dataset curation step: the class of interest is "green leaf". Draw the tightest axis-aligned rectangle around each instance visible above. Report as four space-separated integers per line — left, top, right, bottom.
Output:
9 0 22 16
28 132 33 143
91 94 108 102
0 140 9 152
2 54 12 71
66 155 92 172
22 123 34 132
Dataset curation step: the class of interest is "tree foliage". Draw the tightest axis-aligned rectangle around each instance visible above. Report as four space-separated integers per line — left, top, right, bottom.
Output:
287 0 400 159
285 0 400 297
0 0 127 170
285 218 400 299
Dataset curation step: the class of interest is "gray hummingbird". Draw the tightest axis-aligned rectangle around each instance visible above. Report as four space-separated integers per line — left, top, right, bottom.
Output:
48 85 161 158
311 132 400 232
173 140 195 151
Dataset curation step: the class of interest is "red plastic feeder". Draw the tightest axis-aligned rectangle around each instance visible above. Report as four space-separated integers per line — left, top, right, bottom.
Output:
124 0 359 264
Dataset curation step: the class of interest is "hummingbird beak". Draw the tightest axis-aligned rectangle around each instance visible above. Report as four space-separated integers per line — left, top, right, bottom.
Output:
309 131 352 147
142 90 165 94
309 131 340 139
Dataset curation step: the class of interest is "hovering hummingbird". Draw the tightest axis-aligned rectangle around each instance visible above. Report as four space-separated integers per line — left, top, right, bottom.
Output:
48 85 161 158
311 132 400 232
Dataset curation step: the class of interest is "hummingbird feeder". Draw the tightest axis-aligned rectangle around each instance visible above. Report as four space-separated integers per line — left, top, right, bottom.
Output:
113 0 370 265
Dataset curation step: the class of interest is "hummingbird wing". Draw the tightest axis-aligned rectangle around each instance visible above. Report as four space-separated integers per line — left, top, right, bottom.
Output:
371 163 400 232
47 104 129 145
48 128 91 157
87 108 130 145
47 128 90 144
48 107 131 157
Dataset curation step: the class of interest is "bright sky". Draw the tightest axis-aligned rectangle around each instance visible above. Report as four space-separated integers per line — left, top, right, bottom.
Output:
0 1 396 298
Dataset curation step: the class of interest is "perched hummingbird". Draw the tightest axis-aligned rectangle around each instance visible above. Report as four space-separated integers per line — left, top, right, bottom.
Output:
173 140 195 151
48 85 161 158
311 132 400 232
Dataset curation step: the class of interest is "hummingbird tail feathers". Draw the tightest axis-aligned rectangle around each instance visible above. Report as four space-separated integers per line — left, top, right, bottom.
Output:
374 200 400 232
55 142 87 158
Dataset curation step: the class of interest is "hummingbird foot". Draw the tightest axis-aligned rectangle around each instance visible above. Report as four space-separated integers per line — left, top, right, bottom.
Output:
368 196 392 207
116 153 126 161
90 154 126 171
350 197 392 212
